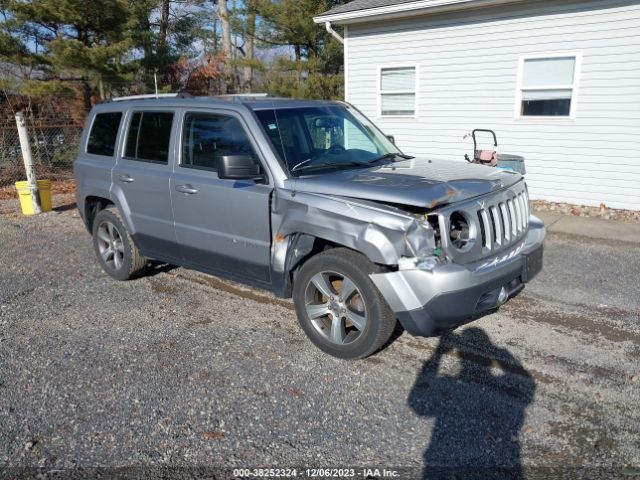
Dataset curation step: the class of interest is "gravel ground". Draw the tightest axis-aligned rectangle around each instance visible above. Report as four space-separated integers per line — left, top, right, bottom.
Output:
0 196 639 479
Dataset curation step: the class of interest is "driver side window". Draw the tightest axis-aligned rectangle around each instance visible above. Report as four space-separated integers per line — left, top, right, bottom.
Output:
181 112 256 171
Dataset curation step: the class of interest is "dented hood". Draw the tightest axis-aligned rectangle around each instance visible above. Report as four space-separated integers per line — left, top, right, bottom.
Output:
286 158 522 209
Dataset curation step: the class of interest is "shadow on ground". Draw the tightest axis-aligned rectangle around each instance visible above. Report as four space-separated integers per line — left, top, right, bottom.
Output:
52 202 77 212
408 328 535 479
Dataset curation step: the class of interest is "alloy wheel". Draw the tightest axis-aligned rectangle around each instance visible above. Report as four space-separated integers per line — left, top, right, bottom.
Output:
304 271 367 345
96 220 125 271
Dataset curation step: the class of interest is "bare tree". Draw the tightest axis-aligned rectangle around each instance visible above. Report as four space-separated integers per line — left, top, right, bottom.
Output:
157 0 170 57
218 0 233 92
243 1 256 92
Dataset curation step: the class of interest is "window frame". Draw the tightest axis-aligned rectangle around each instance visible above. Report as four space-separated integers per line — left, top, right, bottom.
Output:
178 108 270 182
377 64 419 119
85 111 123 158
514 52 582 120
121 109 176 165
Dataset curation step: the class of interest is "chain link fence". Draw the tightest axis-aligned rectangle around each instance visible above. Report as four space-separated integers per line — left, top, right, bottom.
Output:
1 90 87 189
0 121 82 187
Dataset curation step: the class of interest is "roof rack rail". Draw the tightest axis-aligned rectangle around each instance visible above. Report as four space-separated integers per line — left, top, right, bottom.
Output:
217 93 269 99
110 92 193 102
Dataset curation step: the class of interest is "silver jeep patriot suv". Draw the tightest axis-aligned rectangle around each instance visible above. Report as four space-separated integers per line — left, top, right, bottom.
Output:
75 95 544 359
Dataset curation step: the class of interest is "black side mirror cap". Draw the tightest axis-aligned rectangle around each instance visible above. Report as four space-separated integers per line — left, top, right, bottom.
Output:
217 155 265 181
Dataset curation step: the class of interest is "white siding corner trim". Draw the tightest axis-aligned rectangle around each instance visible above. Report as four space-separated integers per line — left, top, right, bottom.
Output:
343 25 349 101
514 51 583 121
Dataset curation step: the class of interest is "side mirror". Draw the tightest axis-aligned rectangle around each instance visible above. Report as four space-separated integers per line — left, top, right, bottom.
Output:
386 135 396 145
217 155 264 181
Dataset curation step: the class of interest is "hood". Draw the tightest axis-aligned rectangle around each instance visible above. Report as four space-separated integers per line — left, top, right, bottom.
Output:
285 158 523 209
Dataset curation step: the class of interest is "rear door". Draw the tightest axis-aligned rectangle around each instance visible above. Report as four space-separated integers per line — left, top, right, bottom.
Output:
170 109 273 283
111 109 179 260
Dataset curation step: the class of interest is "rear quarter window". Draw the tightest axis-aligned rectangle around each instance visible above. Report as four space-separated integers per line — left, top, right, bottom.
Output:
86 112 123 156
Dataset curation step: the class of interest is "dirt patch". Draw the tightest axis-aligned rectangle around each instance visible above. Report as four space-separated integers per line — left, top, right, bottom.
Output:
186 317 215 328
169 271 295 311
504 294 640 348
402 338 555 385
148 278 182 296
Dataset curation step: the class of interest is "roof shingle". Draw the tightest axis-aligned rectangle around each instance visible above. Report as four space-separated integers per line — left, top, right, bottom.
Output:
320 0 422 17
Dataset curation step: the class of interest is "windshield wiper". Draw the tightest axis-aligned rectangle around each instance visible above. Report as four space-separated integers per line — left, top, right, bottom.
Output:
368 152 414 163
293 161 370 173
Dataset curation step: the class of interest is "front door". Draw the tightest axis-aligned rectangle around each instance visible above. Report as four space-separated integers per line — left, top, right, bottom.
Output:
170 109 272 283
111 109 179 260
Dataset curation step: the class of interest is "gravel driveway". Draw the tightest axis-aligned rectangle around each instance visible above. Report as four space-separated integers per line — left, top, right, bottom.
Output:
1 196 638 478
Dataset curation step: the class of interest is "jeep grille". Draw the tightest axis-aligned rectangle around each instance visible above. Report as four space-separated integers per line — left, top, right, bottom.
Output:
476 189 529 252
434 180 530 265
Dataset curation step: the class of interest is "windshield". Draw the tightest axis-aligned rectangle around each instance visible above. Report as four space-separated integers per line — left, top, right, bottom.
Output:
254 104 405 176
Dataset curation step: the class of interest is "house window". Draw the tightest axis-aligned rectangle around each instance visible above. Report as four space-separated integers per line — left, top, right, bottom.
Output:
379 66 417 117
517 55 580 117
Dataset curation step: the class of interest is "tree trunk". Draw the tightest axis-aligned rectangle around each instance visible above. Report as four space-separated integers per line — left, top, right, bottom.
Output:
157 0 170 58
98 75 105 101
294 44 302 85
243 5 256 92
218 0 233 93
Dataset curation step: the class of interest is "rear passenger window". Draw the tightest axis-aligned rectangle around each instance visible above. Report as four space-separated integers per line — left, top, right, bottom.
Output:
87 112 122 156
124 111 174 163
181 112 257 171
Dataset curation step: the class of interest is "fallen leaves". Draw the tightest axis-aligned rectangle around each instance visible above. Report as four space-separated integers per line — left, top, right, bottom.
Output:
202 431 225 440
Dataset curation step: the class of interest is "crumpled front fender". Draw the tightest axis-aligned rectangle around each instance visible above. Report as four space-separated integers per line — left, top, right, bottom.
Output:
271 189 436 275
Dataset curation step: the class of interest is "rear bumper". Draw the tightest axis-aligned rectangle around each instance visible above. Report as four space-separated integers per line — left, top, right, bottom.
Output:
370 215 545 336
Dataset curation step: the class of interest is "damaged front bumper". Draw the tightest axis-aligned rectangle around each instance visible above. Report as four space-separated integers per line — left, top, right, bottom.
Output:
370 215 545 336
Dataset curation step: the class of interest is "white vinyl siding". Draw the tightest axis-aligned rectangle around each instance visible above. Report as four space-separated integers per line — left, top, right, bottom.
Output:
345 0 640 210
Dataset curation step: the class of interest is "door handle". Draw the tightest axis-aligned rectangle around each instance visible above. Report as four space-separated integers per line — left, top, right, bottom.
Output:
175 184 198 195
118 174 135 183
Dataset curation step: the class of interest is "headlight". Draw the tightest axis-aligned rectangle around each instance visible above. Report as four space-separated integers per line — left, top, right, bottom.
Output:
449 211 475 251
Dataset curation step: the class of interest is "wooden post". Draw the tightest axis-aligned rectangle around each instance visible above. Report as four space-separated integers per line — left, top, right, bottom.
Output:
15 112 41 214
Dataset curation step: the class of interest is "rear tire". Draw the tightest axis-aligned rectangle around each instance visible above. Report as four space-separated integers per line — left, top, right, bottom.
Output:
292 248 396 359
92 207 146 281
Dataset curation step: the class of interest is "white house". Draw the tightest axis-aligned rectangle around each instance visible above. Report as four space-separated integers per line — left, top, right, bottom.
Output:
314 0 640 210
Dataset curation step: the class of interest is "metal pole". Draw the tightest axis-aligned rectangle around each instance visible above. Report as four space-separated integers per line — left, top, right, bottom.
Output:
15 111 41 214
154 70 159 98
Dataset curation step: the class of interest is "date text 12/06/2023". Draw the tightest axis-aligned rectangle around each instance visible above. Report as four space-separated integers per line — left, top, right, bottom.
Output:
233 468 401 478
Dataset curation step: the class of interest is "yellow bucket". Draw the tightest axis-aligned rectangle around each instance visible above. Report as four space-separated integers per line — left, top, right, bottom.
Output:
15 180 52 215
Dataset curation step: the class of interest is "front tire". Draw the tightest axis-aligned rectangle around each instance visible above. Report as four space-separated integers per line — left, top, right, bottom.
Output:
292 248 396 359
92 207 146 281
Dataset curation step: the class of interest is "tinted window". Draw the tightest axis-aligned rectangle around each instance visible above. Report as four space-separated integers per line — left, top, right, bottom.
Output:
182 113 256 171
124 111 174 163
521 97 571 116
87 112 122 156
125 112 142 158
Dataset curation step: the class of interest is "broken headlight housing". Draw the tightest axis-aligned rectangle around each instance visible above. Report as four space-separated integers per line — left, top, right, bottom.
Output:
401 215 445 271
